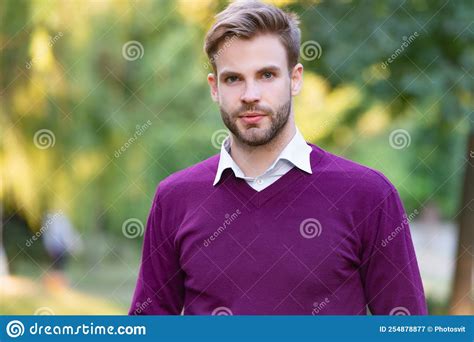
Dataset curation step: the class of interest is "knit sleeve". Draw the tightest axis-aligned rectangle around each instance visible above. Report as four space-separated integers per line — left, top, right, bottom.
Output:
359 186 428 315
128 185 185 315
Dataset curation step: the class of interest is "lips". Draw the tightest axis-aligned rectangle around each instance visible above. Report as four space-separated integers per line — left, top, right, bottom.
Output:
239 112 266 124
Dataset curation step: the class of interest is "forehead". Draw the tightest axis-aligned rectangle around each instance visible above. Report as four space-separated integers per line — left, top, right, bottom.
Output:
214 33 288 74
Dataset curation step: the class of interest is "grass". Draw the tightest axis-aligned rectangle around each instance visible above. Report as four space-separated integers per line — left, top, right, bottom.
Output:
0 275 126 315
3 232 141 315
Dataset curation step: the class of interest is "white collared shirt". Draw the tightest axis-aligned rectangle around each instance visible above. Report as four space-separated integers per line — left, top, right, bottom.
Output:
213 128 313 191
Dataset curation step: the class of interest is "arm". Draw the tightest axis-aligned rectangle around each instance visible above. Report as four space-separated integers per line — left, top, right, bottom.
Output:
359 187 428 315
129 186 185 315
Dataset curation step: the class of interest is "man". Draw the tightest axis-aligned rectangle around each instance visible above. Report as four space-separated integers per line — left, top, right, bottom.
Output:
129 1 427 315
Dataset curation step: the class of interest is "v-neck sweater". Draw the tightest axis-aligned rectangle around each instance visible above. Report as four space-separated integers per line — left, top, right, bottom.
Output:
129 143 427 315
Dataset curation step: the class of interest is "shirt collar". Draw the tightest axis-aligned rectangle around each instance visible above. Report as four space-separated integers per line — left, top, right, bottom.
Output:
213 127 312 186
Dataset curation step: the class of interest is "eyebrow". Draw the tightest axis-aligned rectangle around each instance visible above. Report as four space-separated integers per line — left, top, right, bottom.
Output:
219 65 282 81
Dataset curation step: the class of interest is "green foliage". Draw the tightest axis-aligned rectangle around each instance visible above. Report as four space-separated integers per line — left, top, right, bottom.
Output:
1 0 472 239
291 0 473 215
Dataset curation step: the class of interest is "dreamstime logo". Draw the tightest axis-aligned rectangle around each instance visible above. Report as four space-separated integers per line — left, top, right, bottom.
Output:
299 218 322 239
122 218 144 238
203 209 242 247
389 129 411 149
204 35 240 70
211 306 233 315
211 129 229 149
34 307 55 315
26 31 63 70
300 40 322 61
33 129 56 149
133 297 152 315
381 32 419 69
122 40 144 61
6 320 24 338
25 211 63 247
389 306 411 315
114 120 152 158
381 209 419 247
311 297 330 315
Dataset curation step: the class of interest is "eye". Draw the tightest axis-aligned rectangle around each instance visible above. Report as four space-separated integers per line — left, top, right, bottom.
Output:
225 75 239 84
262 71 274 79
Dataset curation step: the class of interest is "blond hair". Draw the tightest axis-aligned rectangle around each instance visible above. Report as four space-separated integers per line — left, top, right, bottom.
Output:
204 1 301 72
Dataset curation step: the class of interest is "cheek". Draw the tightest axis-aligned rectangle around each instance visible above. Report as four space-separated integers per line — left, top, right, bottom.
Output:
218 86 241 108
261 80 290 103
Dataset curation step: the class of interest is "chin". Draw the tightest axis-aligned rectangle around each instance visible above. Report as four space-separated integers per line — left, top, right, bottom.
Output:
239 131 274 146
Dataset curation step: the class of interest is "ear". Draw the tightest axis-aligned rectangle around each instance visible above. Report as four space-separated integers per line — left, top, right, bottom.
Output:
290 63 304 96
207 73 219 103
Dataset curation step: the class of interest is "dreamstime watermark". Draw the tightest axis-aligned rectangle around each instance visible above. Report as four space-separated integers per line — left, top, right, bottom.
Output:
132 297 152 315
299 218 322 239
300 40 322 61
389 129 411 149
122 40 144 61
25 211 63 247
34 307 55 315
114 120 152 158
26 31 64 69
389 306 411 315
381 209 419 247
211 306 233 315
211 129 230 149
5 320 146 337
203 209 242 247
204 35 240 70
33 129 56 149
381 32 419 69
311 297 330 315
122 218 144 239
6 320 24 338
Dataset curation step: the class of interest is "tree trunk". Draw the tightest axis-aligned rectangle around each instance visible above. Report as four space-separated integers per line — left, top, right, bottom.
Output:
0 201 8 276
448 131 474 315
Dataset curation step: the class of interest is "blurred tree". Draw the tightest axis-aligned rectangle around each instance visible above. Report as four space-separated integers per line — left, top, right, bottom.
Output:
1 0 472 314
292 0 473 314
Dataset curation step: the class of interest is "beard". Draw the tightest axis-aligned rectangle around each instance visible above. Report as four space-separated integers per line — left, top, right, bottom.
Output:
219 96 292 147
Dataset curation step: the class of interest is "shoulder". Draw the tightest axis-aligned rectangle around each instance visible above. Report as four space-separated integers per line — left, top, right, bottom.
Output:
154 153 220 203
308 143 397 202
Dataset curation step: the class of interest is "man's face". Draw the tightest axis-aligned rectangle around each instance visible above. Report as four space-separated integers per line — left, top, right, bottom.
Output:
208 34 303 147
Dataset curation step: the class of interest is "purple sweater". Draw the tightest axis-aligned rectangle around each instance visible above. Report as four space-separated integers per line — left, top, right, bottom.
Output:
129 143 427 315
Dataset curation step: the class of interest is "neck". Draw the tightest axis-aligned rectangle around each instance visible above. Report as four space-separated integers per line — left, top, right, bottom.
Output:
230 117 296 178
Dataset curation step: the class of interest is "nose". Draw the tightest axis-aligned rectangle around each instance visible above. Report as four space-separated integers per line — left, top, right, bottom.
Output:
240 81 261 104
